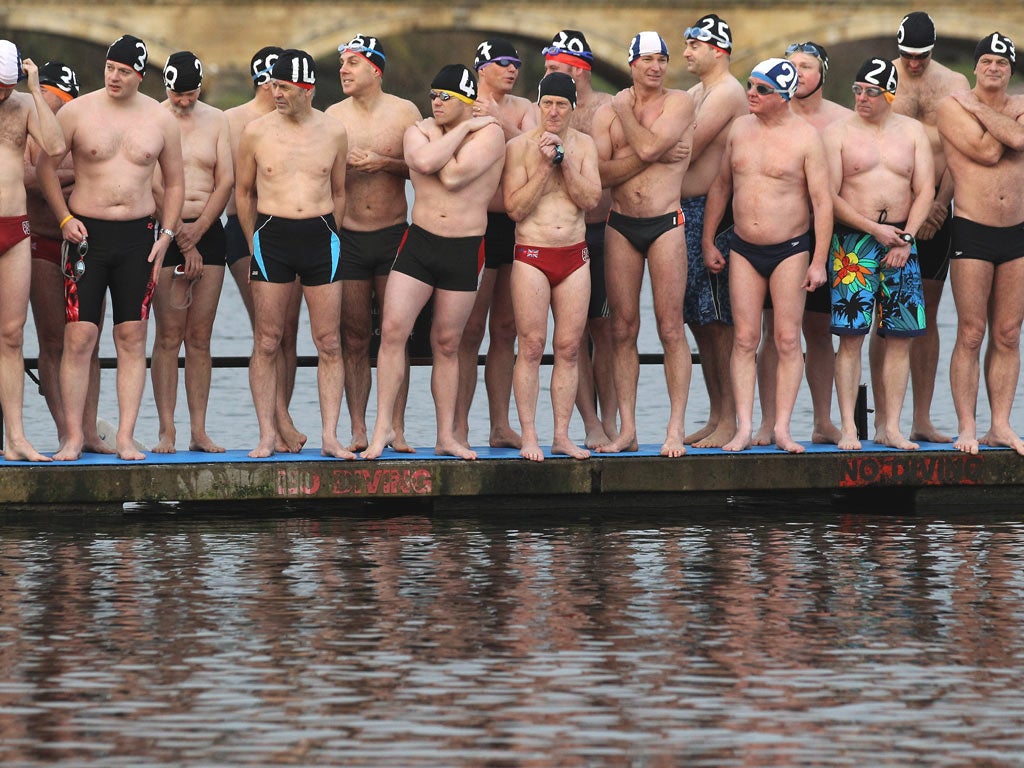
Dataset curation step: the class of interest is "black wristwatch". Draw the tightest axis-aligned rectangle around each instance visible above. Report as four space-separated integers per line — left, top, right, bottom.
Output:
552 144 564 165
899 232 914 244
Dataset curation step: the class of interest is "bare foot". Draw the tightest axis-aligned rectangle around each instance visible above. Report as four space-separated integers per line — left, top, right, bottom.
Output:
436 439 477 460
489 425 522 449
361 428 394 460
520 439 545 462
722 433 751 452
595 434 639 453
872 426 889 445
879 431 919 451
661 436 686 458
811 423 842 445
82 436 116 455
751 424 774 446
4 437 51 462
249 438 276 459
53 439 83 461
276 426 307 453
152 433 177 454
346 428 368 453
189 434 225 453
693 425 735 449
838 430 862 451
116 437 145 461
684 421 715 445
552 436 590 460
954 431 980 455
322 437 358 460
979 428 1024 455
389 430 416 453
585 426 611 450
775 434 806 454
910 424 953 443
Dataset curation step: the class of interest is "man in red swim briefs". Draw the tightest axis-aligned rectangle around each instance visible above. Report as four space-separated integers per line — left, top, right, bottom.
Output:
503 72 603 462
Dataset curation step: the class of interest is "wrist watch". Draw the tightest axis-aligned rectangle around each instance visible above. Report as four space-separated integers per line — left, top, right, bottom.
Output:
552 145 565 166
900 232 914 244
159 227 176 239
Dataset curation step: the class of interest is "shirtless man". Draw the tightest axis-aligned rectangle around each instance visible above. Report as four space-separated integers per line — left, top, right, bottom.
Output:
875 11 969 444
591 31 695 457
454 38 537 450
755 41 848 447
504 72 602 461
37 34 185 461
680 14 747 448
936 32 1024 455
23 60 109 454
0 41 64 461
823 58 934 451
224 45 306 453
702 58 832 454
324 34 421 453
235 49 353 459
362 64 505 461
151 51 233 453
542 29 617 448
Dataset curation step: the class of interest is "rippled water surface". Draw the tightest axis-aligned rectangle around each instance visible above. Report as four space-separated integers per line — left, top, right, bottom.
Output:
2 507 1024 765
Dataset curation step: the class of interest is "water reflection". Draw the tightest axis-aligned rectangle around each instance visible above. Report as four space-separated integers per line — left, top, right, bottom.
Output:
2 511 1023 765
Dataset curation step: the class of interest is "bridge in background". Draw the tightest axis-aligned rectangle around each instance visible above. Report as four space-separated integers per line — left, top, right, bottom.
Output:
3 1 1023 91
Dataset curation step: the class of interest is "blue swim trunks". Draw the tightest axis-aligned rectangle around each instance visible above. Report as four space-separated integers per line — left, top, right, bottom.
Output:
681 195 731 326
829 224 926 338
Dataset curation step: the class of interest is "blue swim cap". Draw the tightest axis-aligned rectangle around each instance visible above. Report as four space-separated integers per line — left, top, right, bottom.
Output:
628 31 669 65
750 58 798 100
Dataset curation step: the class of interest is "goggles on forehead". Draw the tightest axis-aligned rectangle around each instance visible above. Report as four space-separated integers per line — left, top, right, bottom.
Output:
482 56 521 69
746 80 780 96
684 27 714 42
339 44 386 62
852 84 885 97
541 45 592 62
786 42 822 58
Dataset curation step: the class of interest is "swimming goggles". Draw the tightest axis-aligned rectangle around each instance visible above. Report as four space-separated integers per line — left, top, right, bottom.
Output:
746 81 780 96
429 90 454 101
541 46 593 63
61 239 87 283
338 44 386 63
481 57 521 69
852 84 885 97
786 42 823 57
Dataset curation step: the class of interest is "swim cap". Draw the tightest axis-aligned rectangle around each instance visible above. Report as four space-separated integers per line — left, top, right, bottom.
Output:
0 41 22 86
537 72 576 108
107 34 148 78
854 57 898 98
338 34 386 75
683 14 733 54
543 30 594 71
975 32 1016 73
750 58 798 100
38 61 79 99
475 39 521 70
163 51 203 92
270 49 316 89
250 45 283 86
628 32 669 65
431 63 477 103
897 12 936 55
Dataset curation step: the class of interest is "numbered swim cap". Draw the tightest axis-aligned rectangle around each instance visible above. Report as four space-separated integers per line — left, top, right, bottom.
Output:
39 61 79 99
107 34 147 78
339 34 386 75
431 63 477 103
163 51 203 92
543 30 594 71
475 39 521 70
628 31 669 65
750 58 798 100
270 49 316 89
974 32 1016 73
251 46 283 86
855 57 898 99
897 12 936 55
684 14 732 54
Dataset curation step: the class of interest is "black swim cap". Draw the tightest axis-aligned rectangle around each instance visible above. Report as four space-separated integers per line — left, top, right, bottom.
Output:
537 72 576 108
897 12 936 54
975 32 1016 73
431 64 477 102
38 61 79 98
107 34 148 78
271 49 316 89
163 51 203 92
250 45 284 86
475 39 521 70
854 57 898 96
338 34 386 74
543 30 594 69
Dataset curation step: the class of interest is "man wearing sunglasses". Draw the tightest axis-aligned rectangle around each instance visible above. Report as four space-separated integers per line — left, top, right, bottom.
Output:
754 41 848 450
680 13 747 450
0 41 65 461
455 38 537 453
325 34 422 455
38 35 185 462
822 57 933 453
592 31 695 458
883 11 968 446
937 32 1024 456
702 58 831 454
363 64 505 461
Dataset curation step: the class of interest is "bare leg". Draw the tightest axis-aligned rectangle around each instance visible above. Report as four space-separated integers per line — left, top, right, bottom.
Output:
184 266 225 452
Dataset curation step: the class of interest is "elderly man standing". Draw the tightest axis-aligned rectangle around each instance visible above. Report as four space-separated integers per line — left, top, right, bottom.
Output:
504 72 602 461
151 51 233 454
37 34 185 461
0 40 65 460
937 33 1024 455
